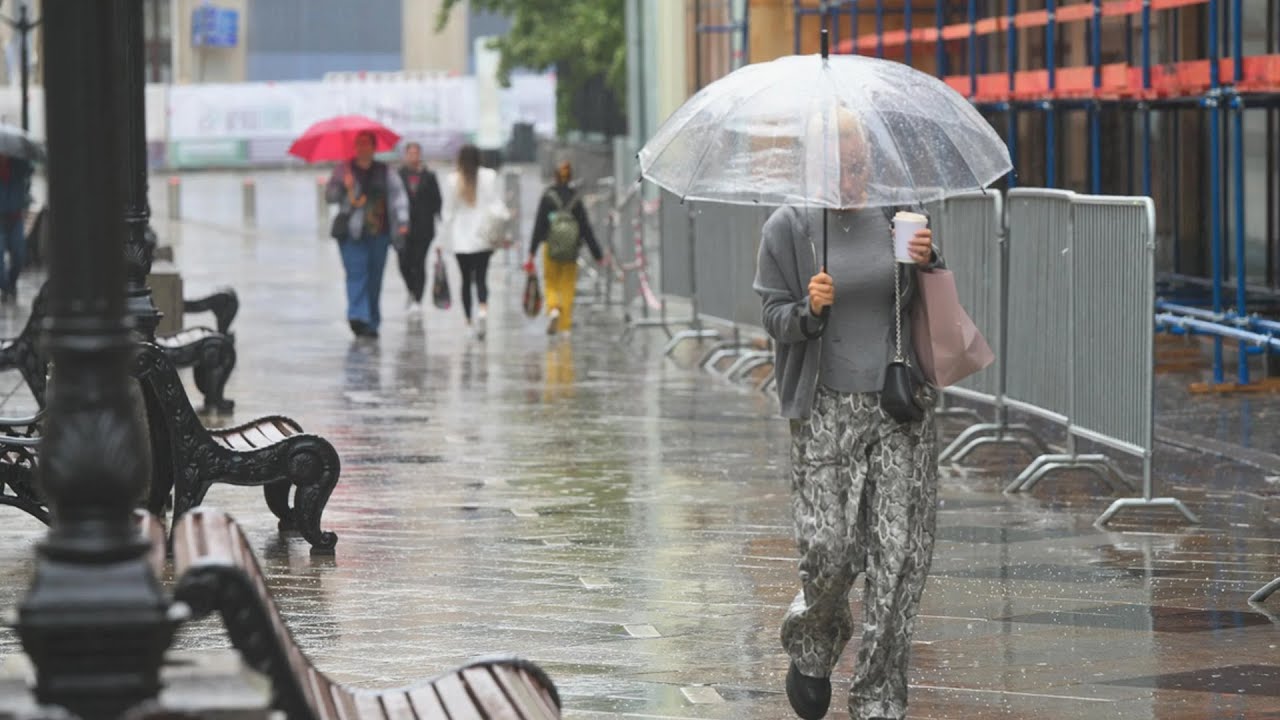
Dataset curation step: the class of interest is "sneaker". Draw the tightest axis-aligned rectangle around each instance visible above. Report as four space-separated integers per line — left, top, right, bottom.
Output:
785 662 831 720
546 308 561 336
476 309 487 339
407 301 423 317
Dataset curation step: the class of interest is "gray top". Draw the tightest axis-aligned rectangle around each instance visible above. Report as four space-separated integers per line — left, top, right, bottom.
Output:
817 208 899 394
754 205 941 419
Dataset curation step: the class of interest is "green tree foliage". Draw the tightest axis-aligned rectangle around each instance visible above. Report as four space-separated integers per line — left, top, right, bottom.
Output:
436 0 626 135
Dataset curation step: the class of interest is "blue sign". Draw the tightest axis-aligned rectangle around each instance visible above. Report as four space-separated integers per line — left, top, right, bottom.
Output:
192 5 238 48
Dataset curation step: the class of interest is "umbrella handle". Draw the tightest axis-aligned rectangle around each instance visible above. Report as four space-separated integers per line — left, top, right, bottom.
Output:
821 28 829 60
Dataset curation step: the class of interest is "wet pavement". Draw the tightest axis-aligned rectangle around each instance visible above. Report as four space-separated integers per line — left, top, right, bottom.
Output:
0 170 1275 719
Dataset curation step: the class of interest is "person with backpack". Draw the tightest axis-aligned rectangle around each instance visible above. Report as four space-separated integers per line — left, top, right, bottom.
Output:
526 161 604 336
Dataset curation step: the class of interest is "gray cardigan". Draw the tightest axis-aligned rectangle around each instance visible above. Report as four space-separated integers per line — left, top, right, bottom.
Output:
754 205 942 419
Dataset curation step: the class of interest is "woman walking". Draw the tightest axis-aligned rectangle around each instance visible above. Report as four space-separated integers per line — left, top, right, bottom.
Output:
440 144 501 338
397 142 442 315
326 130 409 339
754 113 942 720
526 161 604 336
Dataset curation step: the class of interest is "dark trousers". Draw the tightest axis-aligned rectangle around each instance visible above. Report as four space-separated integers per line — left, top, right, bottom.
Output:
396 235 432 302
455 251 493 321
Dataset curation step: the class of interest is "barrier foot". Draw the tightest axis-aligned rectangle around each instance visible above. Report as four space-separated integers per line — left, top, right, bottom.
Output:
664 329 721 357
937 406 985 424
944 423 1049 464
1250 577 1280 604
700 342 752 370
618 317 674 345
756 369 776 394
725 353 773 382
948 434 1047 466
1006 453 1133 494
1095 496 1199 527
941 424 997 462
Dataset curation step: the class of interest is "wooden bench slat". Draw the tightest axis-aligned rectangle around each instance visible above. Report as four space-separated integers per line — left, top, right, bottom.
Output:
461 667 523 720
332 683 363 720
492 665 558 719
374 692 417 720
431 674 485 720
258 420 289 443
309 666 337 720
218 431 256 452
274 417 303 437
347 692 389 720
241 425 273 448
406 685 451 720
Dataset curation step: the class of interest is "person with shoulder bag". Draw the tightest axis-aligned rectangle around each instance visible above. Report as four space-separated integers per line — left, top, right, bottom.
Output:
325 130 409 339
754 108 944 720
439 144 509 340
525 161 605 336
396 141 443 316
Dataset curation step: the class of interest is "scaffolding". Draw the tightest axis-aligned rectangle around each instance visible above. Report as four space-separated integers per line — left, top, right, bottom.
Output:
696 0 1280 387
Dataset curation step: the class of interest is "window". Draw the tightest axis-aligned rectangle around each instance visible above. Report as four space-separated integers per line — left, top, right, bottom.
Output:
143 0 172 83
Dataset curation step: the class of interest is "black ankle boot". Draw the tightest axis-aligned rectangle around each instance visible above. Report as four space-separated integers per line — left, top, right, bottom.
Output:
786 662 831 720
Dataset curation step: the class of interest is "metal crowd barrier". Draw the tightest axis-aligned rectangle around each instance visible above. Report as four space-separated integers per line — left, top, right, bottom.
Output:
689 202 774 376
623 191 719 350
1074 196 1196 525
933 188 1194 526
934 192 1047 461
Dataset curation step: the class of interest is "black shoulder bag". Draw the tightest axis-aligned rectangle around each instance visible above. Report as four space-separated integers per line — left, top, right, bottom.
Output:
881 258 925 423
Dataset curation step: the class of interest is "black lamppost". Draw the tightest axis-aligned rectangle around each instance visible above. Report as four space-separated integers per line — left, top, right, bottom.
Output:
1 1 40 131
116 0 161 339
15 1 174 717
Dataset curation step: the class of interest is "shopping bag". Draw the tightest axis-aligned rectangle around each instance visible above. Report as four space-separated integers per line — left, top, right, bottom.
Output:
431 247 451 310
911 269 995 387
523 270 543 318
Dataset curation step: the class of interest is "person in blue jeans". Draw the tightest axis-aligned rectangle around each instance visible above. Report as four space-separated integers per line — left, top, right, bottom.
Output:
0 156 32 304
326 131 409 339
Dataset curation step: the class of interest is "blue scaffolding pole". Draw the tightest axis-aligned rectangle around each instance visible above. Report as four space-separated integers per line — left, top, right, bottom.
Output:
1089 0 1102 193
1230 0 1249 384
1206 0 1226 383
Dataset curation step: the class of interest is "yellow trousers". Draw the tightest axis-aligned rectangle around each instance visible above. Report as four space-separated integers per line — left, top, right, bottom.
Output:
542 247 578 332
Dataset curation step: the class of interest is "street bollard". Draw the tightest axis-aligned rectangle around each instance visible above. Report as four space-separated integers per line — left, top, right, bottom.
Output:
167 176 181 220
242 178 256 226
316 176 329 229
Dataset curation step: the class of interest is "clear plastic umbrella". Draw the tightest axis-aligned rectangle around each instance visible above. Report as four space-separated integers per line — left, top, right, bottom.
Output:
638 32 1010 227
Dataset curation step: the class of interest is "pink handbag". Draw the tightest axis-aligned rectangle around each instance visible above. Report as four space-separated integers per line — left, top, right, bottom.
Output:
911 269 995 387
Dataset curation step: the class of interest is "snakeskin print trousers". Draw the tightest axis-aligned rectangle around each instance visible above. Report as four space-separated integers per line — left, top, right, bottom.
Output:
782 385 939 720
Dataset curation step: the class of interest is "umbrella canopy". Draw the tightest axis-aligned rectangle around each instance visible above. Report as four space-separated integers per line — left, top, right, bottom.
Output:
288 115 401 164
0 125 44 163
638 51 1011 209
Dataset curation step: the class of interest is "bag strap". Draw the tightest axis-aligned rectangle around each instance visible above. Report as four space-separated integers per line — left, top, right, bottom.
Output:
893 261 907 364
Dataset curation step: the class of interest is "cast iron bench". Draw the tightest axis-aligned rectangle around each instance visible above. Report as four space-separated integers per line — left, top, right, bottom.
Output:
135 342 339 554
0 284 237 413
154 326 237 414
0 288 48 406
172 508 562 720
184 287 239 336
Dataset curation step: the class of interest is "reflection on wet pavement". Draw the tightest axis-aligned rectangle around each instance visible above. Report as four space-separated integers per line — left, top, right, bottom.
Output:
0 171 1273 719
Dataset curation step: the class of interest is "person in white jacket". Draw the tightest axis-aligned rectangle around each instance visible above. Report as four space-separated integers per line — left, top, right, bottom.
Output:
440 144 501 338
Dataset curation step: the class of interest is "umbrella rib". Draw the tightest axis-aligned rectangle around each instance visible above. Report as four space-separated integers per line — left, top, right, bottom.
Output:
668 79 790 202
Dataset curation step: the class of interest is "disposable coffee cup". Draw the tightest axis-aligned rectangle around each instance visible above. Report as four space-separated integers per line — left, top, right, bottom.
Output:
893 211 928 264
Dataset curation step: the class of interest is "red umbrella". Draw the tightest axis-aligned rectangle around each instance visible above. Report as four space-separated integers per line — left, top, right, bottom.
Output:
287 115 401 163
